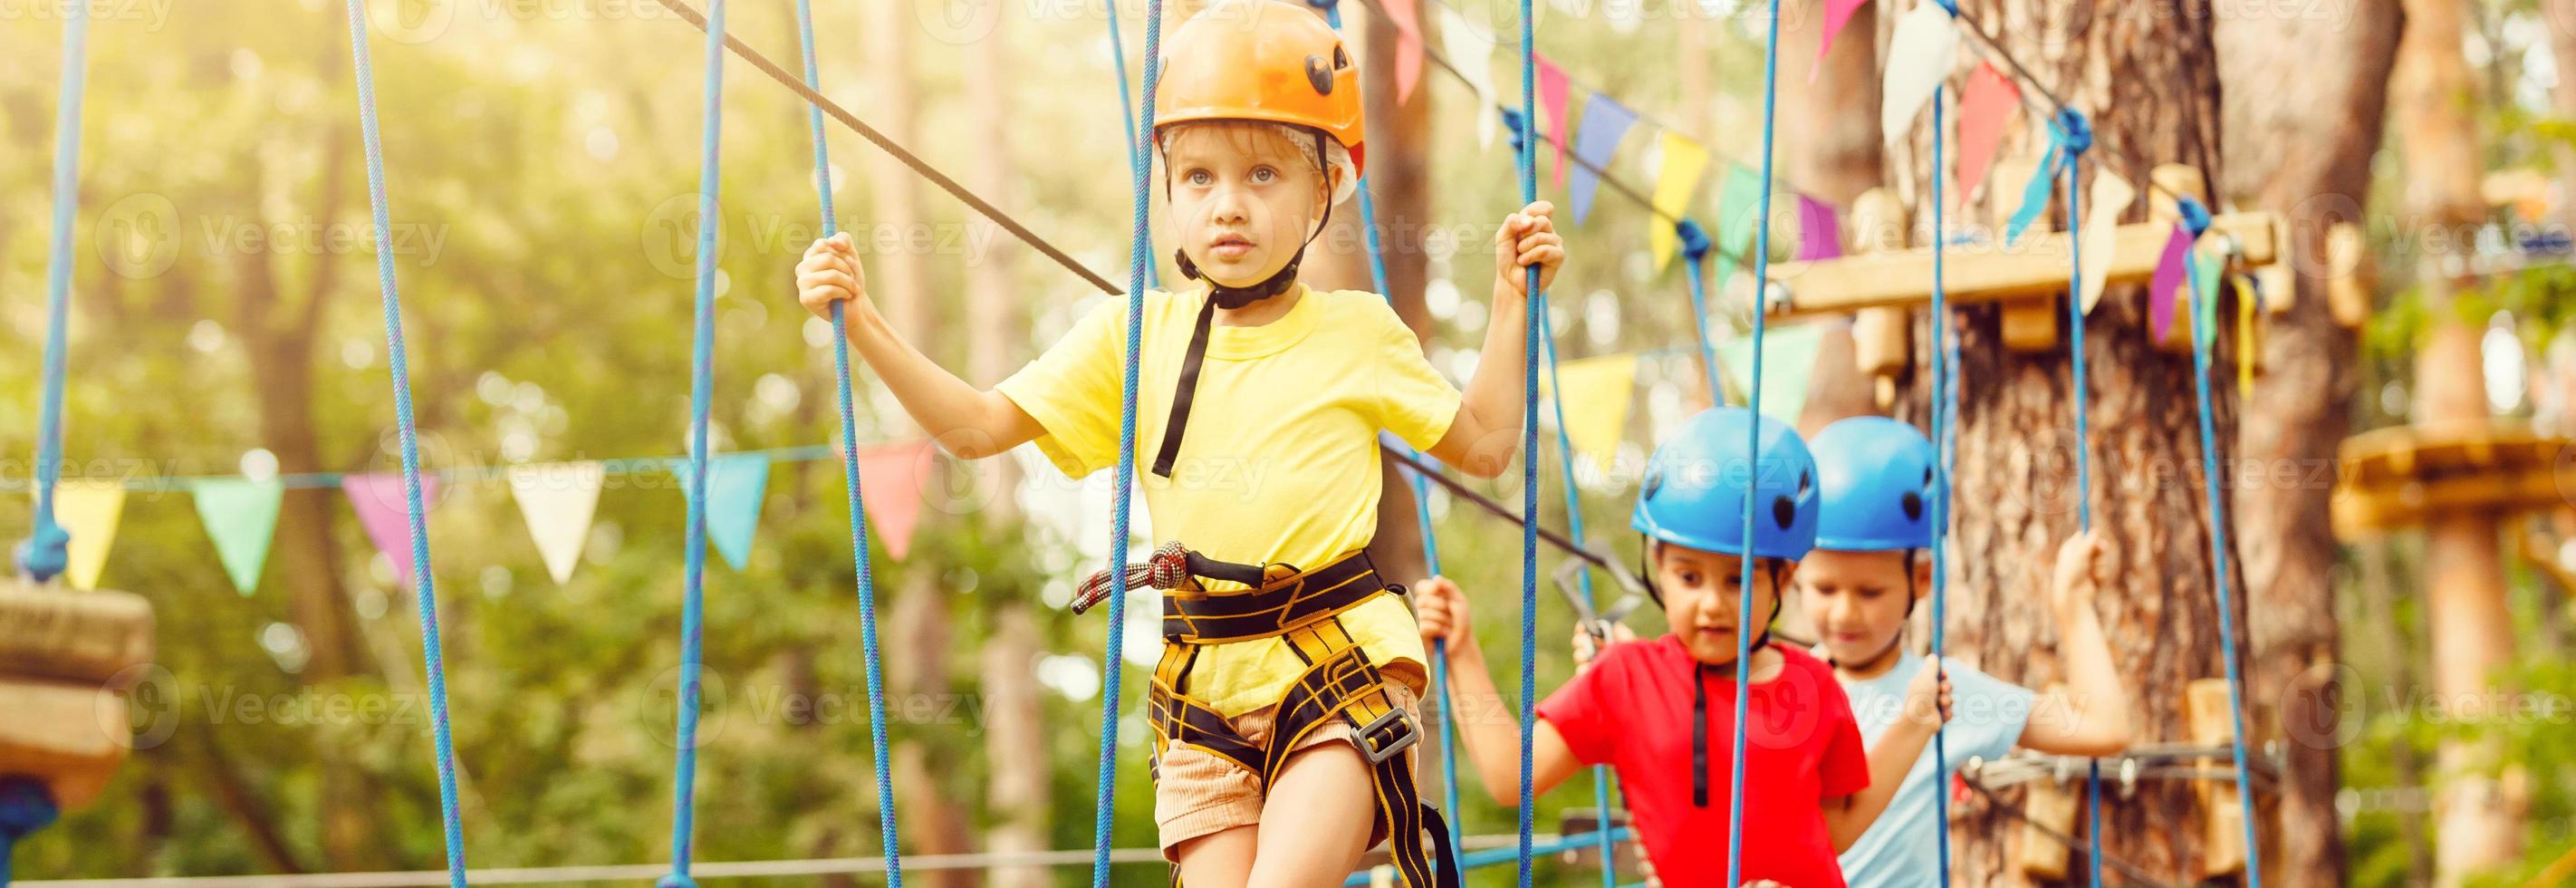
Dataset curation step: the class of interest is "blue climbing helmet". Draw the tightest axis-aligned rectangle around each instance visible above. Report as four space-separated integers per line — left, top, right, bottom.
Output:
1810 415 1937 553
1630 407 1819 562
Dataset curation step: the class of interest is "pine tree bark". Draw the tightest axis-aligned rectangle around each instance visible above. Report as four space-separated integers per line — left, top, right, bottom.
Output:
2215 1 2401 883
1892 0 2245 881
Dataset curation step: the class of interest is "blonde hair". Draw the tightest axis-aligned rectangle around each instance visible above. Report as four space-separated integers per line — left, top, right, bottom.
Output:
1158 120 1357 206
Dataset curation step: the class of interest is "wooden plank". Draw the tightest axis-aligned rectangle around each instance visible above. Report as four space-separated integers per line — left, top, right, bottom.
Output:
0 581 155 684
1776 211 2283 317
2186 678 2247 878
2017 683 2079 880
0 677 131 810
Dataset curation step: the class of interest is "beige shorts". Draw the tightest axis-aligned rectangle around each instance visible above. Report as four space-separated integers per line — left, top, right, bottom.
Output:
1154 663 1426 858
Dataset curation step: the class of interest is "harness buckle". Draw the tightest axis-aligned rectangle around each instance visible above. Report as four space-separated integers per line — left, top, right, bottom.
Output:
1355 705 1418 765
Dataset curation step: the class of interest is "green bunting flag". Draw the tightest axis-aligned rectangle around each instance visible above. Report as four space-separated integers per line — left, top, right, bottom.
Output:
192 478 284 594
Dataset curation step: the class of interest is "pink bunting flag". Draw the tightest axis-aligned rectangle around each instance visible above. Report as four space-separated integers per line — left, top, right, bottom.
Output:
1812 0 1872 82
857 439 936 562
1385 0 1426 104
1537 53 1572 189
2148 225 2194 343
1956 62 2020 201
1795 197 1843 261
342 473 440 586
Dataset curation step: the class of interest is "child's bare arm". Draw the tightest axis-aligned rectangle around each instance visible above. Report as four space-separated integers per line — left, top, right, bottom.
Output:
1823 657 1952 851
1427 202 1562 478
797 234 1043 458
2020 529 2134 757
1414 576 1585 806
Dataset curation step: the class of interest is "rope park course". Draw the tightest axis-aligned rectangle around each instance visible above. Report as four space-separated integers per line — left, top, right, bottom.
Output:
3 0 2322 884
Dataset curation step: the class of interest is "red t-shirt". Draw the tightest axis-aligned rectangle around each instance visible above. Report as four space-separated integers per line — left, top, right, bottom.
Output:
1538 635 1868 888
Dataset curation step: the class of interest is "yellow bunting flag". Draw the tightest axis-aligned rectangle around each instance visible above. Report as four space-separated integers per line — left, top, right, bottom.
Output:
1649 130 1710 272
2235 275 2259 395
54 479 127 591
1543 352 1639 477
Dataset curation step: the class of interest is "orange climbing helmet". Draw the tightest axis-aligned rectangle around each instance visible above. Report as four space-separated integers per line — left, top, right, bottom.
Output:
1153 0 1366 176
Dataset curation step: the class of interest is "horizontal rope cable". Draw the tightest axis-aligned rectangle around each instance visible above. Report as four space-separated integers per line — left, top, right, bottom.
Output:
18 834 1619 888
1955 774 2183 888
640 0 1121 295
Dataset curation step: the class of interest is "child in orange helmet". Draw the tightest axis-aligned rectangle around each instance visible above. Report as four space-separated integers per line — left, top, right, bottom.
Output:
792 0 1562 883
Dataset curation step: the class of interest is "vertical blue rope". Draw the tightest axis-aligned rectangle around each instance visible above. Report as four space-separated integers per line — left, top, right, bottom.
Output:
2063 138 2107 888
1926 86 1955 888
1537 332 1624 888
790 3 904 884
1677 236 1725 406
1725 0 1785 883
341 5 466 886
663 1 728 883
18 3 88 586
1104 0 1158 290
1093 0 1165 883
1513 0 1544 879
2186 245 2266 888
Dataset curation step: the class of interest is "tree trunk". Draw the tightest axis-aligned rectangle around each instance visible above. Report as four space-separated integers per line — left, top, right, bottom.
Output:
2214 0 2401 883
1899 1 2242 882
966 13 1047 888
2391 2 2525 881
1302 3 1436 586
1784 0 1884 205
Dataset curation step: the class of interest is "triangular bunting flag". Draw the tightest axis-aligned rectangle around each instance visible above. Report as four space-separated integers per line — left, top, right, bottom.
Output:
193 478 284 595
343 473 440 587
1813 0 1873 82
2194 242 2225 352
2148 224 2195 343
2235 274 2260 396
1796 197 1843 261
1536 54 1572 188
2079 169 2137 313
54 479 125 591
1543 352 1639 476
2005 134 2063 245
1715 163 1765 274
1384 0 1426 104
1956 63 2019 200
671 452 772 572
1648 130 1709 266
856 440 937 563
1569 94 1639 224
1439 8 1499 150
1880 2 1958 140
508 462 606 584
1716 323 1829 425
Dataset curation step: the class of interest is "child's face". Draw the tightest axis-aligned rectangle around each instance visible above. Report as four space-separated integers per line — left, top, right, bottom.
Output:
1652 543 1796 667
1797 547 1924 670
1160 123 1334 287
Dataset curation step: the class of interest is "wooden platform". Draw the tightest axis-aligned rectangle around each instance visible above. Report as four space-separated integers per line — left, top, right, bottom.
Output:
2331 420 2576 537
1774 211 2287 316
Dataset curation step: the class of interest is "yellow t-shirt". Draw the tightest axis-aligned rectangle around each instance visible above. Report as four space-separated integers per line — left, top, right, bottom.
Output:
997 285 1459 716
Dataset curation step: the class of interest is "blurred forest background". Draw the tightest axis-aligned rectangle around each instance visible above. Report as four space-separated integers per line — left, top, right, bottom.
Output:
5 0 2576 885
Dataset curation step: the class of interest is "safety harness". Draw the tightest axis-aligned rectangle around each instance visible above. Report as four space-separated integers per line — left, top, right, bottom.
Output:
1074 542 1459 888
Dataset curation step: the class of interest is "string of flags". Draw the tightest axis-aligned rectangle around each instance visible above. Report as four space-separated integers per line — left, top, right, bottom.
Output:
23 440 937 594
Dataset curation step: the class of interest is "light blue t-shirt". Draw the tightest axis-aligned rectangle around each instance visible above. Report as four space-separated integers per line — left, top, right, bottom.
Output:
1828 652 2036 888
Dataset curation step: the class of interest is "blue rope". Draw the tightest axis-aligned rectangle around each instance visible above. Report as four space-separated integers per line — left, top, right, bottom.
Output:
0 777 62 887
1674 222 1725 403
789 3 905 884
1536 332 1624 888
1339 828 1636 884
341 5 466 885
17 4 88 585
1725 0 1785 883
2058 118 2109 888
662 1 728 883
1104 0 1158 290
2183 214 2266 888
1092 0 1165 882
1927 86 1954 887
1513 0 1544 877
